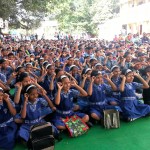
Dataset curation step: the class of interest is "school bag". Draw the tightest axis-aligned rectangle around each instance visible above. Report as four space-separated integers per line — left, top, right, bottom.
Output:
103 109 120 129
29 122 55 150
62 115 89 137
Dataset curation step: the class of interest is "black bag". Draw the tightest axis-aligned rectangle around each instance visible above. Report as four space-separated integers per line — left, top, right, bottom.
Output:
103 109 120 129
29 122 55 150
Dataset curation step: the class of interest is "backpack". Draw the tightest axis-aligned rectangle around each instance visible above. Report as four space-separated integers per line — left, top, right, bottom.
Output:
29 122 55 150
103 109 120 129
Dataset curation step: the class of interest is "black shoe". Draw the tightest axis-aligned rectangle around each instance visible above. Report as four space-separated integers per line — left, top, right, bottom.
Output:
55 134 63 142
86 121 93 128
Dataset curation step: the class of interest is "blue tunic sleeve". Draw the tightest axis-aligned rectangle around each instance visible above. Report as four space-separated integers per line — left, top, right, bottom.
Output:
103 83 112 93
132 82 143 90
39 98 48 107
71 89 80 98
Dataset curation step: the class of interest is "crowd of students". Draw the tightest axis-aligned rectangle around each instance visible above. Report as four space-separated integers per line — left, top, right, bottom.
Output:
0 32 150 150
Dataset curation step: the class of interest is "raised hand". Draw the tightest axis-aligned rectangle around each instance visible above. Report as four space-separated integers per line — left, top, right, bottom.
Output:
3 93 10 102
83 74 87 79
52 72 56 80
24 93 28 103
38 88 47 96
15 82 23 89
91 76 96 83
103 74 110 81
57 82 63 90
133 71 140 77
31 78 37 84
11 72 17 79
71 80 77 87
109 72 114 79
120 75 126 80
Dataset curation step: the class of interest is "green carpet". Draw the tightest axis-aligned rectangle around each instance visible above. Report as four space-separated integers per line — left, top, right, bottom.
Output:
14 117 150 150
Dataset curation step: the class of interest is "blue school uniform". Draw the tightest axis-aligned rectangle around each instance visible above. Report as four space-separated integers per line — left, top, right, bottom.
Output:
124 62 132 69
120 82 150 120
18 98 58 141
96 56 105 65
0 100 17 150
64 65 70 72
71 74 81 86
106 60 117 69
52 89 86 127
59 56 68 63
111 77 122 102
40 75 56 101
0 67 13 80
77 80 90 112
89 83 118 118
0 73 7 83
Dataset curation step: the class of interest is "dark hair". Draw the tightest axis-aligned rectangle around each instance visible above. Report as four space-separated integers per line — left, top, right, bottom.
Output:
15 66 23 72
24 84 37 94
55 68 63 76
8 53 14 57
0 59 6 64
18 72 29 82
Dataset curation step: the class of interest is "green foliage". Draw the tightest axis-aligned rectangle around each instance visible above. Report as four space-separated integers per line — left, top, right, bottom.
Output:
54 0 120 36
0 0 120 34
0 0 53 29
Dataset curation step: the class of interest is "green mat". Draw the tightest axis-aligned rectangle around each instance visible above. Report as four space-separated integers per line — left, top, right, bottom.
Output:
15 117 150 150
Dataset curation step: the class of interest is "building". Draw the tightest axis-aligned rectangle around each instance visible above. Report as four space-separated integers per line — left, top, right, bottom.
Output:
120 0 150 34
34 20 58 39
98 0 150 40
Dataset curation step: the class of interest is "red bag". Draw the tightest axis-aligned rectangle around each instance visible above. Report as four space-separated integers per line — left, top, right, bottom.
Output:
62 115 89 137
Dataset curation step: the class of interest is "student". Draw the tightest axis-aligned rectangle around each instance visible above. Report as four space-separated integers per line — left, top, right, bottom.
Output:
77 68 92 112
0 59 13 80
87 70 118 121
69 65 81 85
52 75 89 130
142 66 150 105
14 72 32 108
104 53 117 69
0 87 17 150
119 69 150 121
110 66 122 102
18 84 60 142
63 56 74 72
39 64 56 101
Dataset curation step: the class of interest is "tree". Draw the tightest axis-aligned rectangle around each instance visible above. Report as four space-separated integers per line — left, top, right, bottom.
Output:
54 0 120 36
0 0 66 30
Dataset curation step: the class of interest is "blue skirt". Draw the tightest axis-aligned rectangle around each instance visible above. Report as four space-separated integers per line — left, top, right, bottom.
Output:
52 111 86 127
0 122 17 150
120 99 150 119
18 120 45 141
90 104 121 118
18 119 59 141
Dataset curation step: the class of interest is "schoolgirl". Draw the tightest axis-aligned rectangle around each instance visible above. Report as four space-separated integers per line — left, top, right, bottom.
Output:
77 68 92 112
87 70 118 121
52 75 89 130
0 87 17 150
119 69 150 121
18 84 59 142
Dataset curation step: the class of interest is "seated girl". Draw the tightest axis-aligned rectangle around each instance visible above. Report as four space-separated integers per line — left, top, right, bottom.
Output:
119 69 150 121
87 70 118 122
52 75 89 130
0 87 17 150
18 84 59 142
